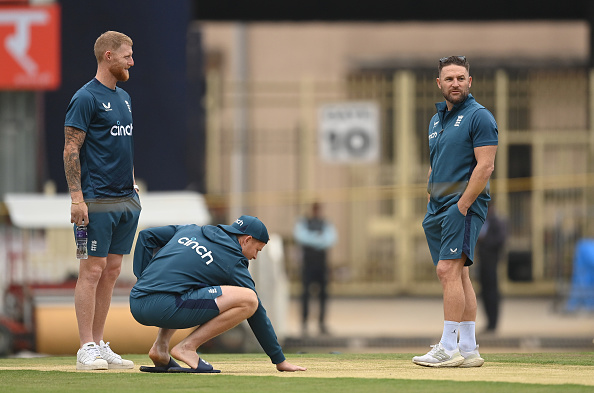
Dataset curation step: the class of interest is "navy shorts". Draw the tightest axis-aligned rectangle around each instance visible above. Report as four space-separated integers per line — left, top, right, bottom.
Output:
74 193 141 257
130 286 222 329
422 203 484 266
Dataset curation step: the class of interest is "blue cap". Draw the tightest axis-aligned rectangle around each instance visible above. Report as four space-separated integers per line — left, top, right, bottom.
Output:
218 215 269 244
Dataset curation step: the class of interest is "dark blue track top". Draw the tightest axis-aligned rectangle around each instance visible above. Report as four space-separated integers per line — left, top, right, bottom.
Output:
426 94 498 220
131 224 286 364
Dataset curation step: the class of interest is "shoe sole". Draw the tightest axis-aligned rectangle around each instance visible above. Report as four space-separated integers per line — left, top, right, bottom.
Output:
413 355 465 368
459 357 485 368
76 361 108 370
107 363 135 369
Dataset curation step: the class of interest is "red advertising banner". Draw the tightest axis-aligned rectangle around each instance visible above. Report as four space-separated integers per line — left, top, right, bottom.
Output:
0 3 60 90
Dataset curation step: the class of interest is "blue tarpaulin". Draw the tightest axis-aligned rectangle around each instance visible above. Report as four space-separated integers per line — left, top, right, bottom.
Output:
566 239 594 311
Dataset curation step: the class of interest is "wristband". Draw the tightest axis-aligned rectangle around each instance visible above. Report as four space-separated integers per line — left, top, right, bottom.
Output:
133 185 140 191
71 201 84 205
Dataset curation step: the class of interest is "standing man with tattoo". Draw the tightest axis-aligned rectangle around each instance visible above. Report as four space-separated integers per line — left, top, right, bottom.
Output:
63 31 141 370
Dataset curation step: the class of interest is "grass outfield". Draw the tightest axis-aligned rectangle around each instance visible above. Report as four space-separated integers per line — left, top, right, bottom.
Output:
1 352 593 392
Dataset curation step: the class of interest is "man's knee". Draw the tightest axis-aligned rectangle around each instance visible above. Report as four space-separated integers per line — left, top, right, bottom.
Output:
231 288 258 318
243 288 258 314
436 259 464 282
218 286 258 314
79 258 107 282
102 262 122 281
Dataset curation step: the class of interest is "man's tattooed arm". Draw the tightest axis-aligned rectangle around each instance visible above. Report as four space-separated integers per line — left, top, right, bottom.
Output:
63 126 86 201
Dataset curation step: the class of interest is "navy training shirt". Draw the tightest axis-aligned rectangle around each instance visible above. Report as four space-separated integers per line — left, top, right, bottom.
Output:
64 78 135 200
427 94 498 220
131 224 286 364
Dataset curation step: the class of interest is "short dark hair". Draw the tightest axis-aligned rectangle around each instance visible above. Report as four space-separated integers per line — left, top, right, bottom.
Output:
438 56 469 75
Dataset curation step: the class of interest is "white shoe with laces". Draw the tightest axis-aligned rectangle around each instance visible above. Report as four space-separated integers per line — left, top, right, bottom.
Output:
412 342 465 367
99 340 134 369
77 342 108 370
459 345 485 367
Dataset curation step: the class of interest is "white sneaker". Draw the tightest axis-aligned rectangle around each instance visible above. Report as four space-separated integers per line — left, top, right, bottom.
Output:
99 340 134 369
459 345 485 367
77 342 108 370
412 343 465 367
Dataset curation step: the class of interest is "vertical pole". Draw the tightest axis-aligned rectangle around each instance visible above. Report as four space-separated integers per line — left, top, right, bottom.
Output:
206 71 222 194
298 77 316 200
589 1 594 69
230 23 248 220
394 71 415 291
495 69 510 284
495 70 509 216
588 69 594 234
531 138 545 281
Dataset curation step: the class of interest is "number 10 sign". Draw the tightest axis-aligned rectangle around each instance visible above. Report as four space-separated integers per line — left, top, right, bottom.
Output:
318 101 379 163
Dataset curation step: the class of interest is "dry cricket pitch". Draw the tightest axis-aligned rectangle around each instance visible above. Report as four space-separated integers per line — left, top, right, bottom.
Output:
2 356 592 387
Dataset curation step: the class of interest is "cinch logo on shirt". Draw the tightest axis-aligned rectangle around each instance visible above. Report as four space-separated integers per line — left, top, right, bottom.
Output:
178 237 214 265
110 121 133 136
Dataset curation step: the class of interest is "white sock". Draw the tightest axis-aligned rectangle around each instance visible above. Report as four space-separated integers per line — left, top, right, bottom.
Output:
439 321 460 351
458 321 477 352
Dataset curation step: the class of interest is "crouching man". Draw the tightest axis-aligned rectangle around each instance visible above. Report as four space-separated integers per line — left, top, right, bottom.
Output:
130 215 306 373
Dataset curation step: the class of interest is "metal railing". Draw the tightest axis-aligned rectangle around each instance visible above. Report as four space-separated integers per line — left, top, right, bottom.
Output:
204 68 594 296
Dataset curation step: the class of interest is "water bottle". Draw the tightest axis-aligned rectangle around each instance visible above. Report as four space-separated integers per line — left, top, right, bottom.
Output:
76 224 88 259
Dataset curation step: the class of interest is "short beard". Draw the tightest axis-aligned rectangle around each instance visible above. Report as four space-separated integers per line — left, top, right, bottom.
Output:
110 65 129 82
443 89 469 106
